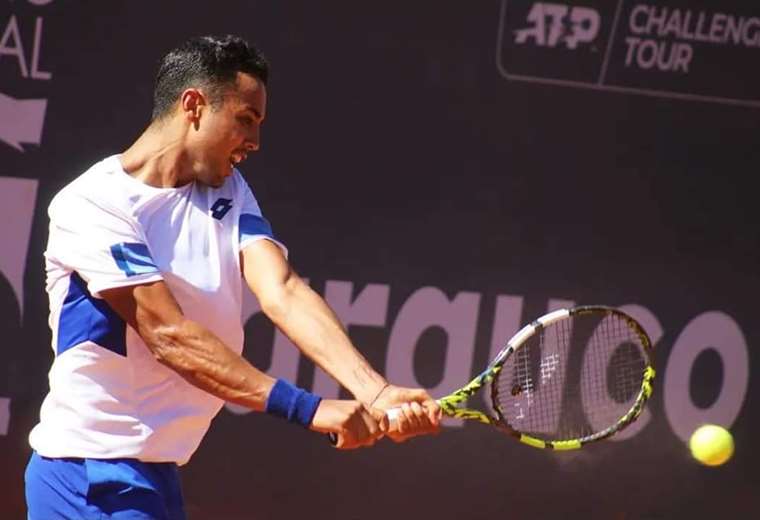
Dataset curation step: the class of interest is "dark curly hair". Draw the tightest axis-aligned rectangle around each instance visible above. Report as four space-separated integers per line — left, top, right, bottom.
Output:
151 35 269 121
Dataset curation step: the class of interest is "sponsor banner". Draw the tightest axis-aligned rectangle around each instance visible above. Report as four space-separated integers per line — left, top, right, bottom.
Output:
498 0 760 106
1 0 54 152
0 1 758 518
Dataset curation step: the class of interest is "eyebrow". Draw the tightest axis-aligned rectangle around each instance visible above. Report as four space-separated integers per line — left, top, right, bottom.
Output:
245 105 264 120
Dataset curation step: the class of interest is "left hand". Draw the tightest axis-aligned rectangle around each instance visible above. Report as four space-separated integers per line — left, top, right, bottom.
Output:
370 385 441 443
311 399 388 449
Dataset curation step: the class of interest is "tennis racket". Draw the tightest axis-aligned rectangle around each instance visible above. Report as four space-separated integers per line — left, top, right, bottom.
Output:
385 305 655 450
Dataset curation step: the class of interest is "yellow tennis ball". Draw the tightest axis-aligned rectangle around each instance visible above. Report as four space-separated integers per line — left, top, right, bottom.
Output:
689 424 734 466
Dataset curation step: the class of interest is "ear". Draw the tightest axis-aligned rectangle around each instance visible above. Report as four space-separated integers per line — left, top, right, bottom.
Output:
180 88 206 128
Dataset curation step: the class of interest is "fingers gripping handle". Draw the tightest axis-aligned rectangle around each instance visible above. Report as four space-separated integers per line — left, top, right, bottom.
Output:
327 407 401 446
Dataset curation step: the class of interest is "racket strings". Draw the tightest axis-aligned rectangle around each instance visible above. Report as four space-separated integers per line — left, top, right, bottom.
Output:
495 321 571 437
493 312 647 442
538 320 569 437
583 315 646 432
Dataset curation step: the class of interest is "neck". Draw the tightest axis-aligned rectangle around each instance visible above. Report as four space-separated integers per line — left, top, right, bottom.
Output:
120 118 194 188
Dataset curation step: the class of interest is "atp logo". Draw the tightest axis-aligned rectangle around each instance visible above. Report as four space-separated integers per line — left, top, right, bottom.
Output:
514 2 600 50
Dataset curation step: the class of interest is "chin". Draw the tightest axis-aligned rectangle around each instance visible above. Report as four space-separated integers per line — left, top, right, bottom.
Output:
202 168 231 188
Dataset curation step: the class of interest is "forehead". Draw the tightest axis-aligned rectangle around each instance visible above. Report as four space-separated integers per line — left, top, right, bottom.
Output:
224 72 266 115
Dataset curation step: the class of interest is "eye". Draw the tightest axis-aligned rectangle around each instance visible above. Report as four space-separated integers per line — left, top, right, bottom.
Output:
238 115 254 127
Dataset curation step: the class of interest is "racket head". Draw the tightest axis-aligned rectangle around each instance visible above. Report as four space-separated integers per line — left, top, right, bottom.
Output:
487 305 655 449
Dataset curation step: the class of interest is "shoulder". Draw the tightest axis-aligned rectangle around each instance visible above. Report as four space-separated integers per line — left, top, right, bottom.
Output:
49 155 135 223
229 168 262 209
199 168 261 215
229 168 256 197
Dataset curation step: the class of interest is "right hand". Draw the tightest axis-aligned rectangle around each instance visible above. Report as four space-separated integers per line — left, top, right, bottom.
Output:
371 385 441 443
310 399 388 449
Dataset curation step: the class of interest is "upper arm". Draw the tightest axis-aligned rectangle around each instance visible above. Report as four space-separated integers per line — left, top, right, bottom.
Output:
240 239 298 313
48 189 183 351
236 175 294 307
100 281 186 350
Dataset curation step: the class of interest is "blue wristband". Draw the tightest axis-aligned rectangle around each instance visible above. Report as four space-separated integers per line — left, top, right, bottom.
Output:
265 379 322 427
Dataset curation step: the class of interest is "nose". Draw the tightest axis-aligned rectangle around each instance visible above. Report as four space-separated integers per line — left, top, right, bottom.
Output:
245 125 260 152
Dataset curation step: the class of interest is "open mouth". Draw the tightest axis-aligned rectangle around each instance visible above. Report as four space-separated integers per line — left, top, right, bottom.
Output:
229 151 247 168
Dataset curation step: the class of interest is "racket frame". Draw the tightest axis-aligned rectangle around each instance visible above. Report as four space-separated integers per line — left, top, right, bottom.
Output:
438 305 655 450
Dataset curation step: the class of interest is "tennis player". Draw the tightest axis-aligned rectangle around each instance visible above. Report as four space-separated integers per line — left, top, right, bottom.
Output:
25 34 440 519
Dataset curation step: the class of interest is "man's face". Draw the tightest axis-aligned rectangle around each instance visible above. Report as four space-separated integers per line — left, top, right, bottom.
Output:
187 72 267 188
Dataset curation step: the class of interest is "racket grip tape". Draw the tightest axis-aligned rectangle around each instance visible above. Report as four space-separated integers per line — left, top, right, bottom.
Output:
327 407 402 446
385 407 401 426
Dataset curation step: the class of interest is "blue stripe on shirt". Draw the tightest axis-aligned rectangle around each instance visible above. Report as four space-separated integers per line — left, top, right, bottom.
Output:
239 214 274 242
110 243 159 277
57 272 126 356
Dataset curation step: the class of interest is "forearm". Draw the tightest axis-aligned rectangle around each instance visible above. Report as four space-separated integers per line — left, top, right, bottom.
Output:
262 276 387 405
146 318 276 411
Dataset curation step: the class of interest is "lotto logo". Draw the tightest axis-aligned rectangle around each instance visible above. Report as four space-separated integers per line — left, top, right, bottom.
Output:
210 198 233 220
514 2 600 49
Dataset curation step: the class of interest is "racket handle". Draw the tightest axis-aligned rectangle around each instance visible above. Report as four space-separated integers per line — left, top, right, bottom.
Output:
327 407 402 446
385 407 401 427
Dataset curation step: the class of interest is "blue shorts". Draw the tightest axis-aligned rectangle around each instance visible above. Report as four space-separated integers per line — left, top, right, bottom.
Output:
25 452 186 520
